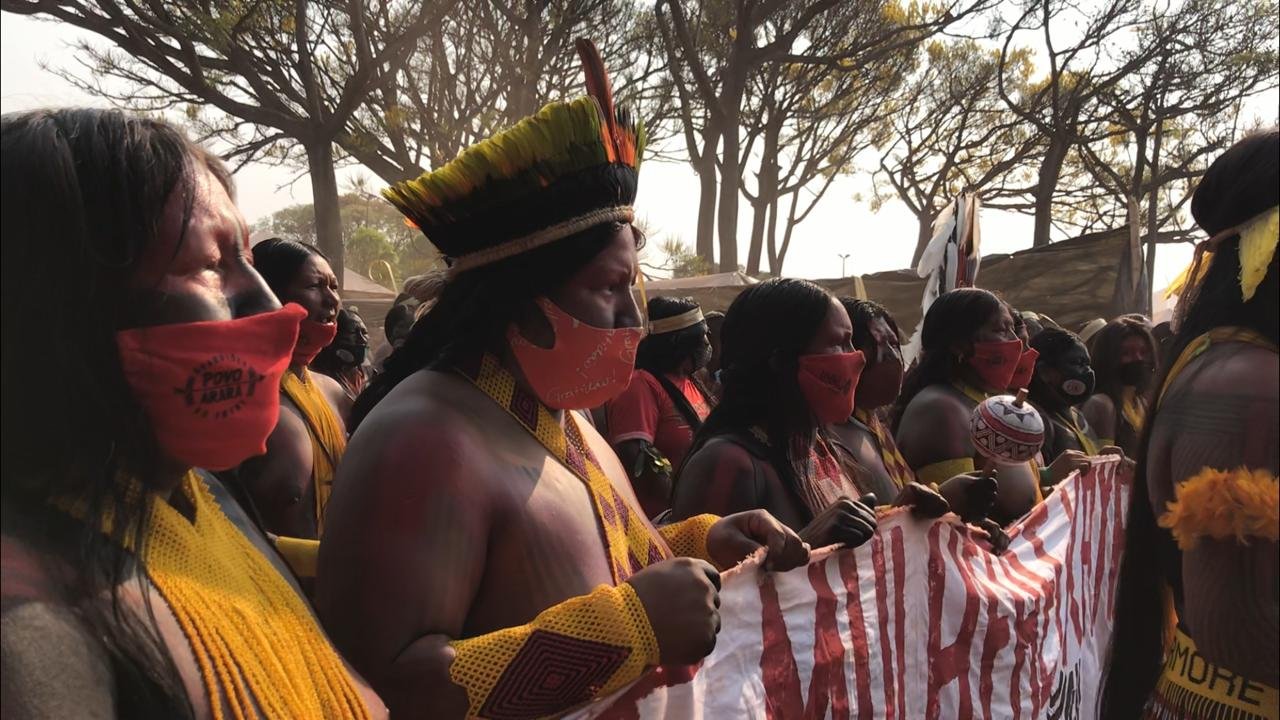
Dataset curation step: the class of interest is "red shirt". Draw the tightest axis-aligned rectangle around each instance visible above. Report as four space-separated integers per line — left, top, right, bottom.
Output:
607 370 711 469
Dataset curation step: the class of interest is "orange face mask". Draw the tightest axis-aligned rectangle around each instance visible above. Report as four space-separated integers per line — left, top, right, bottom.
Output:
968 339 1023 392
116 304 306 470
508 298 645 410
293 317 338 366
1008 347 1040 391
797 350 866 424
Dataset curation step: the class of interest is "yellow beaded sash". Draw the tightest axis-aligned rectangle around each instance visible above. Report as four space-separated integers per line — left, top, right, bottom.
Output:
852 408 913 489
1120 385 1148 435
1051 407 1101 456
280 368 346 534
65 472 368 720
458 354 670 583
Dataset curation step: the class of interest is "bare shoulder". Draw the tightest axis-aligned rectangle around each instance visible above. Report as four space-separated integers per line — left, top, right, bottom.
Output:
897 385 972 465
673 436 768 520
684 437 760 478
340 369 500 502
309 372 350 428
1181 342 1278 399
2 536 115 718
904 384 972 425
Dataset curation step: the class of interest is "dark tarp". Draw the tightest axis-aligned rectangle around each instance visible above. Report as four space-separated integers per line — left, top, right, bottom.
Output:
648 229 1130 332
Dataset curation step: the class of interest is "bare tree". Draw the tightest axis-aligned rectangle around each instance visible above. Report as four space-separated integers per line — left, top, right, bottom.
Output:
658 0 993 271
737 21 911 276
1072 0 1279 308
996 0 1166 248
344 0 675 182
874 39 1042 267
2 0 444 284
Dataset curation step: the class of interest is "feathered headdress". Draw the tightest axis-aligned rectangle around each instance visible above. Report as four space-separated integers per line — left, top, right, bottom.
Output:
383 38 646 281
1171 205 1279 330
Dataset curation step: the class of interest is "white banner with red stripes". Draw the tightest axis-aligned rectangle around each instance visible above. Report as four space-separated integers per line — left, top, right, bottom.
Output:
569 457 1131 720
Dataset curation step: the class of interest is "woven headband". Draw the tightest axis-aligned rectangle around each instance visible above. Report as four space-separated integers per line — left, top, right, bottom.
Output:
648 308 705 335
446 206 635 278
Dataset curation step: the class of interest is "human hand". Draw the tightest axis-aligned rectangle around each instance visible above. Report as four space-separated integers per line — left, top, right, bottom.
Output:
937 471 998 524
891 482 951 519
706 510 810 572
798 494 878 549
626 558 722 665
1098 445 1135 471
975 518 1011 554
1048 450 1090 485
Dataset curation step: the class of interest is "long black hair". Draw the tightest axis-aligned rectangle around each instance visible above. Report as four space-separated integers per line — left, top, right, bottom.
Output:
1 108 231 717
251 237 327 300
350 221 644 429
636 295 712 429
1100 129 1279 719
841 297 903 353
892 287 1005 431
1089 315 1158 397
679 278 833 503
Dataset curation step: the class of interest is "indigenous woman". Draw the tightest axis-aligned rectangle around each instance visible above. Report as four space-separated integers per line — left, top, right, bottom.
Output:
830 298 916 501
1025 327 1103 476
0 109 382 718
893 288 1085 525
671 279 948 547
316 41 808 720
312 307 373 419
237 238 347 546
607 296 716 518
1101 131 1279 719
1083 314 1160 456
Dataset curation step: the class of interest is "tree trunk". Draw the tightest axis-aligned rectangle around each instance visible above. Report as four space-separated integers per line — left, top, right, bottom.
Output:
1144 119 1164 316
766 196 780 274
717 120 741 272
746 198 767 275
306 141 345 288
1032 138 1070 247
695 153 717 265
910 212 936 269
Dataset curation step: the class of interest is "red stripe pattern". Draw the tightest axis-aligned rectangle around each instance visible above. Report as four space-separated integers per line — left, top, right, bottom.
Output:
576 458 1131 720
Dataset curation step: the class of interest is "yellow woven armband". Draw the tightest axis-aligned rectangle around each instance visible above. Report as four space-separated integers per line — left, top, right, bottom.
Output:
1158 467 1280 550
449 583 659 719
917 458 974 486
657 514 718 563
274 536 320 578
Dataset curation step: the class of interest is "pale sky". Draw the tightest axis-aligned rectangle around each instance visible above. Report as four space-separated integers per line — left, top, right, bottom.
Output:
4 11 1274 297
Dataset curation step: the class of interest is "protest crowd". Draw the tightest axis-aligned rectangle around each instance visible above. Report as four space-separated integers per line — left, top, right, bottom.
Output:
1 38 1276 720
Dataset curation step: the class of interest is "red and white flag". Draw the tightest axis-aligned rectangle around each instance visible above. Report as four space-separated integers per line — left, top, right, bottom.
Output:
569 457 1131 720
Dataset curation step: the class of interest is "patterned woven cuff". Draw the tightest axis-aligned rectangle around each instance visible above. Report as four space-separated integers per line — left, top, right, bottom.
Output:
658 514 719 564
1158 467 1279 550
448 583 659 719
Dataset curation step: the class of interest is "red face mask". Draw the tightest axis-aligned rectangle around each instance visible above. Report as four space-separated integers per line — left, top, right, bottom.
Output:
855 354 903 410
967 339 1024 392
797 351 866 424
1008 347 1040 390
293 317 338 366
116 304 306 471
508 298 645 410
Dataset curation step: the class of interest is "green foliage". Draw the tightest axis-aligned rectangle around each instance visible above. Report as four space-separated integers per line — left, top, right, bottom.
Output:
346 226 398 277
657 237 713 278
253 192 443 289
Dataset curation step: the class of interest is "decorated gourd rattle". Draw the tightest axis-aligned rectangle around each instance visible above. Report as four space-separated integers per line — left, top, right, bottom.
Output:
971 389 1045 469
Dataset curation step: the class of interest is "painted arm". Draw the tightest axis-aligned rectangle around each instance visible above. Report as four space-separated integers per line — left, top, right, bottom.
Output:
670 440 764 521
316 416 670 720
1153 347 1278 684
